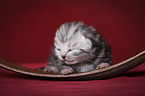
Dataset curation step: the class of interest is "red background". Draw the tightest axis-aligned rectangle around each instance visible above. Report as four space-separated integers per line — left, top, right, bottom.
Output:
0 0 145 63
0 1 145 96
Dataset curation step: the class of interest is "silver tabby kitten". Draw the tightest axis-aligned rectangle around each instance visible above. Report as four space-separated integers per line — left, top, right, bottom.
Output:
38 22 112 74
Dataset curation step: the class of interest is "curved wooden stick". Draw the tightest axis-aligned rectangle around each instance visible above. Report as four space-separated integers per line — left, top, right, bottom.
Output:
0 50 145 80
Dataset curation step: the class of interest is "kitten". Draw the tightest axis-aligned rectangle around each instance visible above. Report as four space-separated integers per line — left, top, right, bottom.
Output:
37 22 112 74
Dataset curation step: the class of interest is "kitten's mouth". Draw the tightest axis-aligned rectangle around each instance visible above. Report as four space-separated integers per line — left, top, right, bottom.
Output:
64 60 76 64
64 60 74 62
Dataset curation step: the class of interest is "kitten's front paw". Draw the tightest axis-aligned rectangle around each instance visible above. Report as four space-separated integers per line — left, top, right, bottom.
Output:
43 66 59 73
60 68 74 75
96 63 110 69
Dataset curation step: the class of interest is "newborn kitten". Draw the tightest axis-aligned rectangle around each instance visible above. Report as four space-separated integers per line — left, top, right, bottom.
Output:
38 22 112 74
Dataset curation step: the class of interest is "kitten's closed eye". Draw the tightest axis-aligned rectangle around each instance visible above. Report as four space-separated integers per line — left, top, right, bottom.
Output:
73 52 82 56
56 48 72 52
68 49 72 52
57 48 61 51
72 49 89 56
79 49 89 53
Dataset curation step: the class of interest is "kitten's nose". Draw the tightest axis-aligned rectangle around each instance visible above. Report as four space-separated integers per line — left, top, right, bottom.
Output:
62 55 66 59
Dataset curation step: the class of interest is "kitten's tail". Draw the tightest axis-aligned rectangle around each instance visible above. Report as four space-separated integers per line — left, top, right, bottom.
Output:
0 50 145 80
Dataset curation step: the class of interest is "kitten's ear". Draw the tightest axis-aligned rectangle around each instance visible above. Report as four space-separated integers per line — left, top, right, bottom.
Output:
84 38 92 51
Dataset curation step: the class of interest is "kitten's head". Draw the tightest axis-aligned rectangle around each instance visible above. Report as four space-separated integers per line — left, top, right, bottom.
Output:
54 22 96 64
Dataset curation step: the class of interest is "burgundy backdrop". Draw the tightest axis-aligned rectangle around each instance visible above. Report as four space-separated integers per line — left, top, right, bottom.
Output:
0 0 145 63
0 1 145 96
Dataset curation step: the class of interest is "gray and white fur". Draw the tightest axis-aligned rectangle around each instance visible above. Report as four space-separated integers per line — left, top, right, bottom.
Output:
38 22 112 74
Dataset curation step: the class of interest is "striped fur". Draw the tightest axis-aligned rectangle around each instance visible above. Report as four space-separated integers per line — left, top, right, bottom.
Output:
42 22 112 74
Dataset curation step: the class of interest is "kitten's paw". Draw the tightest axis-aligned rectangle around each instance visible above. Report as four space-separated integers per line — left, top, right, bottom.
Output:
60 68 74 75
96 63 110 69
43 66 59 73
